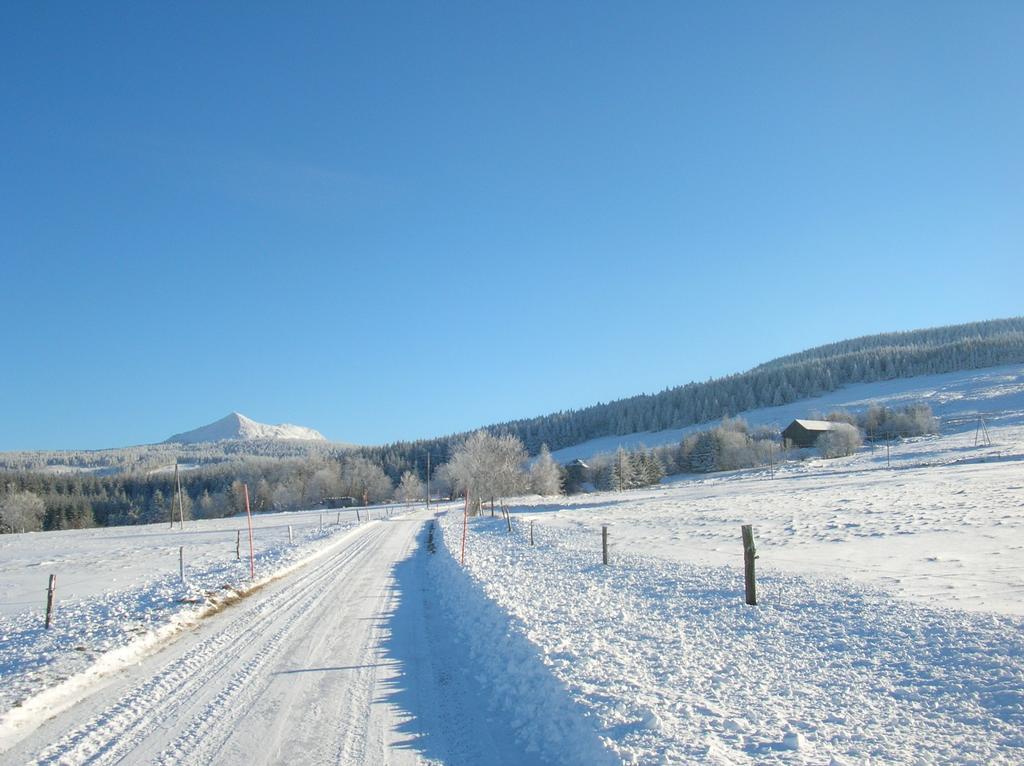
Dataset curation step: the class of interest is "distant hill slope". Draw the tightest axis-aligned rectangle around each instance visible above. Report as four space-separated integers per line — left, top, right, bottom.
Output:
164 412 326 444
363 317 1024 468
549 363 1024 463
752 317 1024 372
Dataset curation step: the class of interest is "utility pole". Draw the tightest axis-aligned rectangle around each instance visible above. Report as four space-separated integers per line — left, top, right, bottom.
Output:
175 461 185 529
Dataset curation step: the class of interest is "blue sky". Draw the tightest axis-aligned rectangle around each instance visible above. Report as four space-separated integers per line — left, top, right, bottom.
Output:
2 2 1021 450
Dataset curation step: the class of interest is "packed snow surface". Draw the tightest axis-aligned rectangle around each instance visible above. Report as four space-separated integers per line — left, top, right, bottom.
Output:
0 505 392 739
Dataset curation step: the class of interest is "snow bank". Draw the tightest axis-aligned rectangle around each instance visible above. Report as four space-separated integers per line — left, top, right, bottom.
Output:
432 512 617 765
446 514 1024 764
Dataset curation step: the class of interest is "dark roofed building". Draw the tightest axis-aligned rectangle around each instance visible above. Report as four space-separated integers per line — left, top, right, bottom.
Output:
782 419 837 448
564 458 590 494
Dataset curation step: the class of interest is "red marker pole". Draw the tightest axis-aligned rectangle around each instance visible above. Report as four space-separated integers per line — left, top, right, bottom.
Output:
244 483 255 580
461 492 469 566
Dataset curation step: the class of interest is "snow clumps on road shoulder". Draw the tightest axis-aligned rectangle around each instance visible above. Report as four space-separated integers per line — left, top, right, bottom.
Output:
432 513 618 765
440 511 1024 765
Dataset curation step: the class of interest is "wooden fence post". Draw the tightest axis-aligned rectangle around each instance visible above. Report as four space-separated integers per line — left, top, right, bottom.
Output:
244 484 255 581
319 513 324 531
356 509 361 523
288 525 293 544
503 503 512 532
235 530 241 561
45 574 57 630
741 524 757 605
530 520 534 546
461 493 469 566
336 512 341 525
602 526 609 565
179 546 185 583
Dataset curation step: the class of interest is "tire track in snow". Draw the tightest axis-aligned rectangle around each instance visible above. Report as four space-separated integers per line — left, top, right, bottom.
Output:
27 523 389 766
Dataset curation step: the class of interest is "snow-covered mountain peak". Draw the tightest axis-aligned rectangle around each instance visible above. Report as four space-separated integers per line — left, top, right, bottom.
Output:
164 412 327 444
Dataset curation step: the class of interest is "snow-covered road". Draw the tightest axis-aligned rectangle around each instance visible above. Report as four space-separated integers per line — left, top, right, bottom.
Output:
2 513 547 766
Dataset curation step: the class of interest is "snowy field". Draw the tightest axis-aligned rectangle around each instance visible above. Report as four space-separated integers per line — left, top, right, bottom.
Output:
0 503 402 741
438 510 1022 764
537 424 1024 617
0 365 1021 764
438 420 1024 763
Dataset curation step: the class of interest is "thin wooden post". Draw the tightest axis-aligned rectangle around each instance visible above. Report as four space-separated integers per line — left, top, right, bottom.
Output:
168 465 175 529
336 512 341 525
530 520 534 546
319 513 324 531
179 546 185 583
235 530 241 561
288 525 293 544
741 524 757 606
356 509 361 523
175 462 185 529
602 526 609 565
886 433 891 468
503 503 511 532
461 493 469 565
244 484 255 581
45 574 57 630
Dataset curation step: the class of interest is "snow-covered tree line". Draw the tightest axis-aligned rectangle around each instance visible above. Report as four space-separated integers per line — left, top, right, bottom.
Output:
346 318 1023 470
585 447 666 491
0 317 1014 531
6 318 1013 483
475 320 1022 456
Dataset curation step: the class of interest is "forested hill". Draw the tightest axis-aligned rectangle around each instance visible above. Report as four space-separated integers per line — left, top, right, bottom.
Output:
751 317 1024 372
376 317 1024 464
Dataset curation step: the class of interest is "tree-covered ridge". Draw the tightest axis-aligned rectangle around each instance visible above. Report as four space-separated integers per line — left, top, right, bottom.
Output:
751 317 1024 372
471 317 1024 454
2 317 1022 533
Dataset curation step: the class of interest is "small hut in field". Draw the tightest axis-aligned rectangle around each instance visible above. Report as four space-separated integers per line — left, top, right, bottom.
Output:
781 419 837 448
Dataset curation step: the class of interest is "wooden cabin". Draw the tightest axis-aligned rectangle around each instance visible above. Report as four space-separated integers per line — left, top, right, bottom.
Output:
781 419 837 448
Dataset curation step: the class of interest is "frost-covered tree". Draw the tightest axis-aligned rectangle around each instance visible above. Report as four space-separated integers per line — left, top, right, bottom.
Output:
305 466 342 506
858 403 938 439
430 463 454 500
0 491 45 533
817 423 863 458
340 457 393 504
641 451 665 485
529 444 562 496
446 430 527 510
272 483 300 510
395 470 424 503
